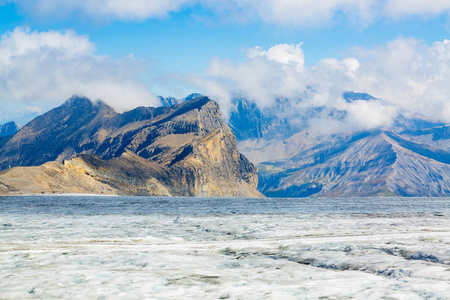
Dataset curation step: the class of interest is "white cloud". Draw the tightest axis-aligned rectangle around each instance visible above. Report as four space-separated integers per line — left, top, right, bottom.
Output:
248 0 376 26
0 27 158 114
350 38 450 121
0 26 94 62
211 0 450 25
19 106 42 114
385 0 450 17
248 43 305 70
339 100 397 130
11 0 376 26
194 0 377 27
196 38 450 131
198 43 308 108
10 0 450 26
15 0 190 21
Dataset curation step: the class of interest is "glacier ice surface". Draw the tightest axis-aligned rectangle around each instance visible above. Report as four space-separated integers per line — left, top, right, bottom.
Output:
0 196 449 299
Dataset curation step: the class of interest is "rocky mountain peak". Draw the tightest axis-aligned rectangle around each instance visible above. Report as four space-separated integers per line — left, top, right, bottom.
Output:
0 95 261 197
61 95 93 106
184 93 204 101
59 95 116 115
343 91 377 102
0 121 22 137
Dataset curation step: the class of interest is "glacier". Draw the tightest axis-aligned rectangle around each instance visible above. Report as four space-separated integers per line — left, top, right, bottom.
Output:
0 196 449 299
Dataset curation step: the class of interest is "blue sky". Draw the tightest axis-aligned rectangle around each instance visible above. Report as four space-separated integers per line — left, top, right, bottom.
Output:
1 0 450 126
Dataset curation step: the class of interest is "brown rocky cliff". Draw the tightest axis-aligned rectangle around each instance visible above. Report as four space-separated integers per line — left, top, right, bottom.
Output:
0 96 262 197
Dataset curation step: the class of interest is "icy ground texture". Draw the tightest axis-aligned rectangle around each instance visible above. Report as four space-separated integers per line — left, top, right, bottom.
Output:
1 211 450 299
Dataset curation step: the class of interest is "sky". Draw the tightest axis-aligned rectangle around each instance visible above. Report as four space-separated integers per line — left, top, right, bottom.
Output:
1 0 450 128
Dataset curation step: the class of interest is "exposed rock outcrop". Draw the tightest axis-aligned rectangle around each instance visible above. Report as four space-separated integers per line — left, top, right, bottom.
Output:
0 96 261 197
0 121 21 137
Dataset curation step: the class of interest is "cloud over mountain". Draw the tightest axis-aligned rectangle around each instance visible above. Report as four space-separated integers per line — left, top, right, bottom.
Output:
0 27 158 118
195 38 450 131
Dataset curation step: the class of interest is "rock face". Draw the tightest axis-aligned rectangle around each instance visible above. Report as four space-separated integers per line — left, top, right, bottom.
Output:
259 131 450 197
158 93 203 107
230 95 450 197
158 96 181 107
0 96 261 197
0 121 21 137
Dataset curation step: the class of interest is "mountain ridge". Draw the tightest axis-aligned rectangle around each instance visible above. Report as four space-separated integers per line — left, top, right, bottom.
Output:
229 94 450 197
3 92 450 197
0 96 261 197
258 131 450 197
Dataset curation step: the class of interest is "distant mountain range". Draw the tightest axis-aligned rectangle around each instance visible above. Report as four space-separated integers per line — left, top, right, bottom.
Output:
2 91 450 197
229 93 450 197
0 96 260 197
257 130 450 197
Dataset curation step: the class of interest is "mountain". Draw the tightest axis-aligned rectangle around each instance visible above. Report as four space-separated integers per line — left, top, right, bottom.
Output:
0 121 21 137
228 99 271 140
342 91 377 102
397 125 450 151
0 96 261 197
229 94 450 197
258 131 450 197
158 96 180 107
184 93 204 101
158 93 204 107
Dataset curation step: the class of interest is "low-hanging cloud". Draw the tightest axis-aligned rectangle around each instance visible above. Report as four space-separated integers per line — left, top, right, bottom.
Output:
195 38 450 132
0 27 158 118
352 38 450 121
197 43 308 108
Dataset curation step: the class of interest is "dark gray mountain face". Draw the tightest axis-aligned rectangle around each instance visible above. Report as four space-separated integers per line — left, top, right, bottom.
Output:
228 98 339 141
0 121 21 137
230 93 450 197
259 131 450 197
228 99 271 140
342 91 376 102
0 96 261 197
1 96 220 169
0 97 118 170
397 125 450 151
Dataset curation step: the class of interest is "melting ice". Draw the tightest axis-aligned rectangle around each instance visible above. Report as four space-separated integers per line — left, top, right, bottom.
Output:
0 196 449 299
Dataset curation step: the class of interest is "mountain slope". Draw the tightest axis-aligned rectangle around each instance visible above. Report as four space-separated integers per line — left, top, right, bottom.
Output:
258 131 450 197
0 96 261 197
229 94 450 197
397 125 450 152
0 97 118 169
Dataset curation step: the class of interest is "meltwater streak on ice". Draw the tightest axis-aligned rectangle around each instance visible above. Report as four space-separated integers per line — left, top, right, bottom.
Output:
0 195 449 215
